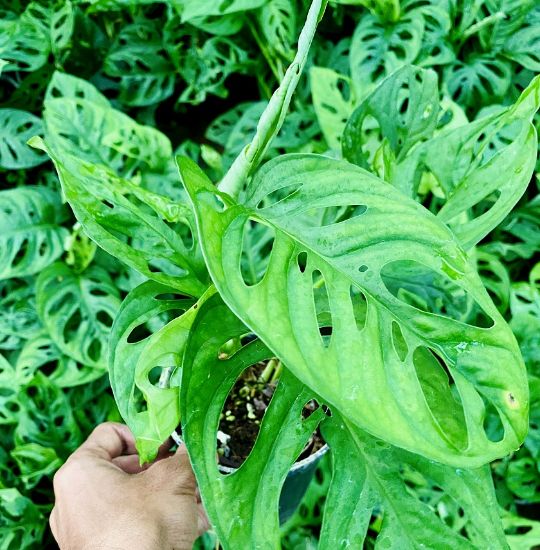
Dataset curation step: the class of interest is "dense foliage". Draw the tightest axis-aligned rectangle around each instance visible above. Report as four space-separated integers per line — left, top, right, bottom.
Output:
1 0 540 548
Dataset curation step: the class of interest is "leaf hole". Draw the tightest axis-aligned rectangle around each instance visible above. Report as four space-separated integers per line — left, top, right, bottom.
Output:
313 271 332 348
482 398 505 443
217 362 276 471
381 260 494 329
412 346 467 450
391 322 408 361
126 323 153 344
297 251 308 273
239 218 275 286
257 183 302 209
349 285 368 331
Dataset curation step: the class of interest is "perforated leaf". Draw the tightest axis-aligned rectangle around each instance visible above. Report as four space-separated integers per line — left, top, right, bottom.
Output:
181 294 324 549
180 153 528 468
0 109 46 169
38 140 209 298
349 11 424 93
36 262 121 369
503 6 540 71
310 67 356 150
109 282 209 461
0 188 68 280
43 73 172 178
0 6 49 72
422 74 540 249
319 414 507 549
14 372 82 455
16 333 104 387
104 20 176 107
176 0 267 22
255 0 297 61
343 65 439 166
443 55 513 110
0 488 46 550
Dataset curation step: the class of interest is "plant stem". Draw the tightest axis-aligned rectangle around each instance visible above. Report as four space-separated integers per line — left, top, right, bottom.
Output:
462 11 506 41
259 358 278 384
218 0 327 199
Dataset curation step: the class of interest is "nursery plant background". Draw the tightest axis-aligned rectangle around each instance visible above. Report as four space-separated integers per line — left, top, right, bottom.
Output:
0 0 539 548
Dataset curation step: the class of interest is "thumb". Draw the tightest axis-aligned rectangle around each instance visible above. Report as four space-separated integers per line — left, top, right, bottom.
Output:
145 444 197 495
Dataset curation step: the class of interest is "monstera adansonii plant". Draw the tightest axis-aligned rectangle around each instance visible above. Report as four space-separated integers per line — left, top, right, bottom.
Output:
34 0 540 547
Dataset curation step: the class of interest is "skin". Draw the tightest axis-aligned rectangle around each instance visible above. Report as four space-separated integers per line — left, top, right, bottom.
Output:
50 422 209 550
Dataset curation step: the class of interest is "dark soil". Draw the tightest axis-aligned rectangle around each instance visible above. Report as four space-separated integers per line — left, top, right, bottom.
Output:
217 362 325 469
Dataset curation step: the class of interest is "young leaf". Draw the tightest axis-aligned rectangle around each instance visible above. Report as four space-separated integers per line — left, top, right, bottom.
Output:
109 282 211 461
349 10 424 94
0 188 68 280
218 0 326 198
179 153 528 468
36 262 121 369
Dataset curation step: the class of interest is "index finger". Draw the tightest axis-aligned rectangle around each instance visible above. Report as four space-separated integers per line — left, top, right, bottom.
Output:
77 422 137 461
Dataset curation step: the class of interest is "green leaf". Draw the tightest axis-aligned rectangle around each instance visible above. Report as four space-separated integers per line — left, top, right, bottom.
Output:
422 74 540 249
479 0 535 51
0 488 46 550
175 0 268 22
0 109 47 169
15 372 82 457
503 6 540 71
43 72 172 177
16 333 105 387
179 153 528 467
255 0 297 61
0 187 68 280
319 414 507 549
310 67 356 150
443 55 513 110
23 1 74 62
36 262 121 369
0 6 49 72
181 294 324 549
343 65 439 166
0 278 41 351
503 514 540 550
11 443 62 489
104 20 176 107
109 282 211 461
40 142 209 297
349 11 424 94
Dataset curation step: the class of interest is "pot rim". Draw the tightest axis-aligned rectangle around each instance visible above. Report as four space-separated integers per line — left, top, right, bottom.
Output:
172 430 329 475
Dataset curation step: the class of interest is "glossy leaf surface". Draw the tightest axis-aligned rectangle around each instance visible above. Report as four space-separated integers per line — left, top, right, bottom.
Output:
180 153 528 467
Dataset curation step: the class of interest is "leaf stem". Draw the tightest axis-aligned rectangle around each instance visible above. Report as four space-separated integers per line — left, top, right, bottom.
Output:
218 0 327 199
462 11 506 41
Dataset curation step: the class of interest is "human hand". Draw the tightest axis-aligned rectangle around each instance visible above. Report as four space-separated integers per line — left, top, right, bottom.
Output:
50 422 208 550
